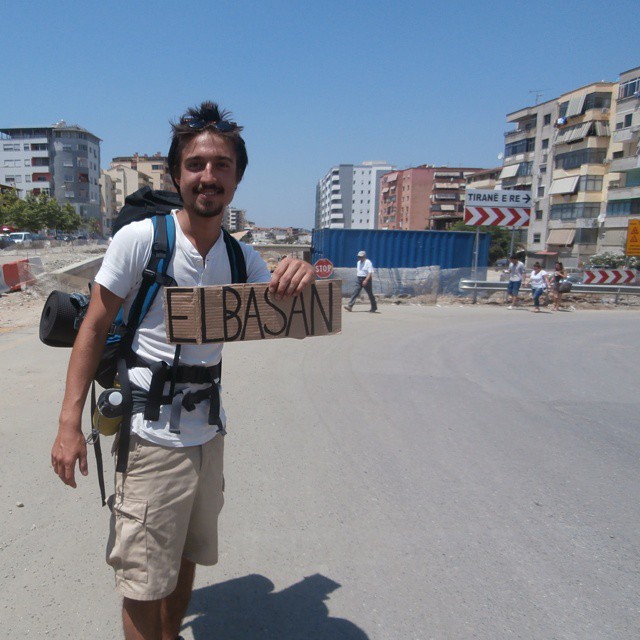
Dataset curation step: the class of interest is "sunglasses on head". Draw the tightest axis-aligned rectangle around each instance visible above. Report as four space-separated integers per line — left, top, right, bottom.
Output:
180 115 238 132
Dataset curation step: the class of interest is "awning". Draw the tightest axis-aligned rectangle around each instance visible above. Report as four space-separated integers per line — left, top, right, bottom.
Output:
435 182 458 189
440 204 456 211
565 92 586 117
534 250 559 255
556 121 590 143
595 121 610 136
381 187 389 193
547 229 576 246
499 164 520 179
549 176 579 195
385 172 398 182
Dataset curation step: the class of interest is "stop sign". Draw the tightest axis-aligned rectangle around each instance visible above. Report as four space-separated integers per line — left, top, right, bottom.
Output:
314 258 334 279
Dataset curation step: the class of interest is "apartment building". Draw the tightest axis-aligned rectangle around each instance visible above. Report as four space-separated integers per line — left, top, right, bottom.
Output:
315 161 394 229
0 121 101 220
101 164 153 230
503 80 617 266
379 165 485 231
606 66 640 252
224 206 246 232
110 153 174 192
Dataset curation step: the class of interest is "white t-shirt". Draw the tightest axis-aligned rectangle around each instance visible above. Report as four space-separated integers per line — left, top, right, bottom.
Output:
508 261 525 282
356 258 374 277
95 212 271 447
529 269 548 289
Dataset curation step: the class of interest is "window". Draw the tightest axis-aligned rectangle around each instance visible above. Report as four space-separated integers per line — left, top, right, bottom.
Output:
533 233 541 243
535 209 543 220
540 165 547 174
618 76 640 100
25 176 31 182
577 175 603 191
537 186 545 197
555 148 607 170
542 138 549 149
544 114 551 126
24 159 31 166
23 143 29 151
505 137 535 157
583 92 611 111
575 228 598 244
550 203 600 220
607 199 640 216
14 176 22 183
624 113 633 128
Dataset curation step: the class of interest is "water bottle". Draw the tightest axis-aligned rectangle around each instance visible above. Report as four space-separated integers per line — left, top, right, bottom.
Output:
92 388 124 436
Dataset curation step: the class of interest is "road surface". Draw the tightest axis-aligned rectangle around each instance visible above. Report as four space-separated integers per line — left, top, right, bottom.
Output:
1 303 639 639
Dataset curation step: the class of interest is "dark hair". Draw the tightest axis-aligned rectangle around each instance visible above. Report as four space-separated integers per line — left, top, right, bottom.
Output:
533 262 541 268
555 261 564 270
167 101 248 194
510 254 518 260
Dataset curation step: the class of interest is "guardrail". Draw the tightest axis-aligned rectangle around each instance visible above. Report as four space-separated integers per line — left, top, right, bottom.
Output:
459 279 640 305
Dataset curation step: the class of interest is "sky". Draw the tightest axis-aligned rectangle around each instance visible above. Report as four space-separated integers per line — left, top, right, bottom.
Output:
2 0 638 228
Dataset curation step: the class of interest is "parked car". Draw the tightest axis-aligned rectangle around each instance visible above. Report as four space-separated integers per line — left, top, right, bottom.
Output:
8 231 34 244
0 236 15 249
494 258 509 268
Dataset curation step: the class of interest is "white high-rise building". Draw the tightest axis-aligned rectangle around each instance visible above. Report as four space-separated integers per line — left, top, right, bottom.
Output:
0 120 101 220
315 160 394 229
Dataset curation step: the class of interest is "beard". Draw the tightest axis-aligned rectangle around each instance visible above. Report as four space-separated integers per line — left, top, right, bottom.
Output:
191 187 226 218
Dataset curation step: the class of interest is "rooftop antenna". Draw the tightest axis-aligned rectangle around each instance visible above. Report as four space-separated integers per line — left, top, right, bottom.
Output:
529 89 547 105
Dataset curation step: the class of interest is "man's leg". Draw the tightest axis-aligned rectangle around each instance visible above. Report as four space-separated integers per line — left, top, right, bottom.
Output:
345 279 363 309
123 598 162 640
160 557 196 640
363 279 377 311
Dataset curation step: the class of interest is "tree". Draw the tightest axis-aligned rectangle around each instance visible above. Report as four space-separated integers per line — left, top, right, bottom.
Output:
0 189 27 228
450 222 513 265
0 191 82 232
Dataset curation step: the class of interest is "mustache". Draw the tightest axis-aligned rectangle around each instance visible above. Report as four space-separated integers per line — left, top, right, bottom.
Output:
195 184 224 195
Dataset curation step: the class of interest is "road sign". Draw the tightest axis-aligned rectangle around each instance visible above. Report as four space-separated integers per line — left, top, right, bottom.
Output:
314 258 334 279
626 219 640 256
464 189 531 227
583 269 637 285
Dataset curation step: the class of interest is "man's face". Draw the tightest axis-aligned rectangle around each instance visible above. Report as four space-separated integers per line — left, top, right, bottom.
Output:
176 131 239 218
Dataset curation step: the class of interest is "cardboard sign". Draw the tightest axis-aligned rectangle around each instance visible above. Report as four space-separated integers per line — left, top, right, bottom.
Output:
164 280 342 344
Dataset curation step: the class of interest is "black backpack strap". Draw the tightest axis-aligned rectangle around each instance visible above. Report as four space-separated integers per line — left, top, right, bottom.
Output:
222 228 248 284
88 381 107 506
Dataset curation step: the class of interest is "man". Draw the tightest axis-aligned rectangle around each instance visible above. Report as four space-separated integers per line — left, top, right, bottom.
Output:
506 253 525 309
51 101 315 640
343 250 378 313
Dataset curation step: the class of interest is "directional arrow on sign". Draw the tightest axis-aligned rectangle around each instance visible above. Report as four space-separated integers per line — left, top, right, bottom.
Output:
583 269 636 284
463 206 530 227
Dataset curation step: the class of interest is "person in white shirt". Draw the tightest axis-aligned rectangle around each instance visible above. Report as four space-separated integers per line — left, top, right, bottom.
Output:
51 101 315 640
525 261 550 313
506 254 525 309
344 250 378 313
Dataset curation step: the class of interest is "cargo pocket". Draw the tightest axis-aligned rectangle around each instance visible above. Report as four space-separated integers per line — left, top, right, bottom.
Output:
109 497 149 583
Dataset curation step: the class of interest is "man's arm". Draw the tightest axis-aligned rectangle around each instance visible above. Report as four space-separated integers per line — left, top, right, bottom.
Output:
268 256 316 300
51 284 124 489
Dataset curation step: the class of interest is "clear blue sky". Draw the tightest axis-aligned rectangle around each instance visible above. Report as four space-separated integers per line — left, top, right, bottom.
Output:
2 0 638 228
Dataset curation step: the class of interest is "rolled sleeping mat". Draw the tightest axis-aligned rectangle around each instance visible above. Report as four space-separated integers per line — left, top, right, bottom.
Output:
39 290 81 347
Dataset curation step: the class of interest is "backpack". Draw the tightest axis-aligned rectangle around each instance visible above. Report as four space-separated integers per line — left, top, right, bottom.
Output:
40 187 248 504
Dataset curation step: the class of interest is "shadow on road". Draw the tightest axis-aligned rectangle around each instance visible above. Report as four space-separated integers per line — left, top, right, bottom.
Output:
183 573 369 640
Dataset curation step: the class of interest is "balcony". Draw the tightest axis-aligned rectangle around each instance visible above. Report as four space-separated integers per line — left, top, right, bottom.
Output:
607 185 640 201
610 155 640 173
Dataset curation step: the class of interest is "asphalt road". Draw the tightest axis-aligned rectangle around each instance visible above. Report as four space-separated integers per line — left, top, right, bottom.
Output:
1 303 639 639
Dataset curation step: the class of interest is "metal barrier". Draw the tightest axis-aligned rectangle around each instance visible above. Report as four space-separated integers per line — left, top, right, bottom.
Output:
459 279 640 305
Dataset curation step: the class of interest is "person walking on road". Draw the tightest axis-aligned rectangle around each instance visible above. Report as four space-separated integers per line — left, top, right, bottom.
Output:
50 100 315 640
506 254 525 309
552 261 567 311
526 261 550 313
344 250 378 313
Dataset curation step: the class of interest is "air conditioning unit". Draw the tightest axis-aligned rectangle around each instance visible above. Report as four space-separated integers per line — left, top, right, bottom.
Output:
601 108 610 114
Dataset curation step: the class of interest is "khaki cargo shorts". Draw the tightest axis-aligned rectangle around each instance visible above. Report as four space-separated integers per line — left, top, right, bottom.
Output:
106 433 224 601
